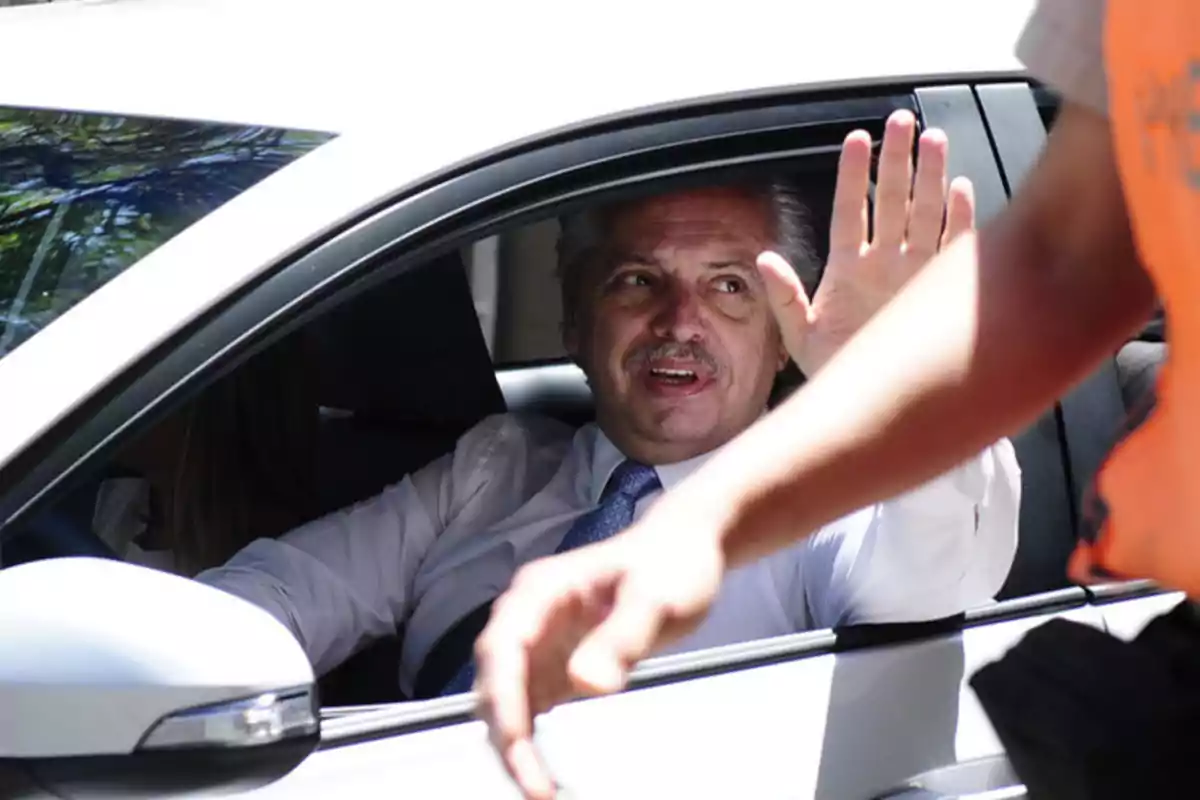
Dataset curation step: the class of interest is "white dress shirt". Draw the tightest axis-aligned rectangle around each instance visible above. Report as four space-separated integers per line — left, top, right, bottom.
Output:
195 412 1021 696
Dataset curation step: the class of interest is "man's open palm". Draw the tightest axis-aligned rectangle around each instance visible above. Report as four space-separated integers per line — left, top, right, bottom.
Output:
759 109 976 376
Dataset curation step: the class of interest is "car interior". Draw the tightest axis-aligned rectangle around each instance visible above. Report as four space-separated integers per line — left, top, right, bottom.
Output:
0 91 1168 710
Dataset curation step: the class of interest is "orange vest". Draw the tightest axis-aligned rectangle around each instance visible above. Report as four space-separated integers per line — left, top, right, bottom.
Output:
1069 0 1200 595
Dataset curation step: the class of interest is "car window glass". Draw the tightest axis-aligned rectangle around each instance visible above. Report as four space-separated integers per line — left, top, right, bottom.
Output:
0 106 334 360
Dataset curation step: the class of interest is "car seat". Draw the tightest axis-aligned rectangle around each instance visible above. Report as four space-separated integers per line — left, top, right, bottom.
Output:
306 251 506 704
306 252 506 516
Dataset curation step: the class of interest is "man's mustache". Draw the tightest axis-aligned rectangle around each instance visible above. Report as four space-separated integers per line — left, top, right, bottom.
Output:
624 341 719 373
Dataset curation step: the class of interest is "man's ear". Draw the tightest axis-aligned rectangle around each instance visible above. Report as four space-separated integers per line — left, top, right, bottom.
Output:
774 326 789 372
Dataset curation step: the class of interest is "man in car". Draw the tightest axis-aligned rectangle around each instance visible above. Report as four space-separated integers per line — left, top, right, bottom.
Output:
194 110 1020 701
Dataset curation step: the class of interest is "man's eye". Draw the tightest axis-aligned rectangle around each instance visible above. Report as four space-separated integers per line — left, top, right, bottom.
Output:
714 277 745 294
617 272 653 288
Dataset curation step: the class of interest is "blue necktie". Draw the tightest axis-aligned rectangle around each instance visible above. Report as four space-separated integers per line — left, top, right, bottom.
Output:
438 460 661 696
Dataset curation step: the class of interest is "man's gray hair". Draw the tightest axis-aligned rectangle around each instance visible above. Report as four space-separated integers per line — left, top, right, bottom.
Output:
556 178 822 327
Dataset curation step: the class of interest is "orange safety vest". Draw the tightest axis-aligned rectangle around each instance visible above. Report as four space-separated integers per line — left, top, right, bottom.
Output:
1069 0 1200 595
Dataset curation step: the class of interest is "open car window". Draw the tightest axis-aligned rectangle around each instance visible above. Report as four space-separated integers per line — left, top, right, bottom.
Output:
0 106 333 360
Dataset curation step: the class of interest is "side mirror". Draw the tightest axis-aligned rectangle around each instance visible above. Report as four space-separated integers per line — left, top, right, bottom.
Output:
0 557 318 798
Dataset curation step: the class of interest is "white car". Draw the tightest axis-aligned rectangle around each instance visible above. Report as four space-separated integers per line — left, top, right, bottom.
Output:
0 1 1177 798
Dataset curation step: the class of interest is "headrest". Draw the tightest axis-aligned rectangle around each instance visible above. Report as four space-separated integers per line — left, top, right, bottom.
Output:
307 253 505 423
497 362 594 428
496 358 806 430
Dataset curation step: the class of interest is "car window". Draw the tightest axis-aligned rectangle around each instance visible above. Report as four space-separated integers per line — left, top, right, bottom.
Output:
0 106 334 360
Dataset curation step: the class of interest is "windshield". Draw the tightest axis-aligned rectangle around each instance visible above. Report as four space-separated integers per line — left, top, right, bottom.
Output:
0 106 334 359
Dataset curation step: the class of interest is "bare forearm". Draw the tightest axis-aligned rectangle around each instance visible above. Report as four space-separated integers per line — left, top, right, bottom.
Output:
723 218 1147 565
656 106 1157 568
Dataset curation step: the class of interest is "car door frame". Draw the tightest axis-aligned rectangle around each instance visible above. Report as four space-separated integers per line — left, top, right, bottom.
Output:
975 79 1178 616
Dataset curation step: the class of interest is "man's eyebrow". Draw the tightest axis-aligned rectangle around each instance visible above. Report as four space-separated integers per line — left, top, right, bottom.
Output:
705 259 756 273
595 252 656 281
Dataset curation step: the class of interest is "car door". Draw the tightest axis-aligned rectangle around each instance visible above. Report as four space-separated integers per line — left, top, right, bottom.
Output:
0 76 1152 799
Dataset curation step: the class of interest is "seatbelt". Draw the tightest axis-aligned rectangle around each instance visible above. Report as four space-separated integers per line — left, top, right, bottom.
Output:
412 599 494 700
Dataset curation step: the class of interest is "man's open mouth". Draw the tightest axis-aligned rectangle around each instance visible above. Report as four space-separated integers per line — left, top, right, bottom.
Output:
648 367 700 385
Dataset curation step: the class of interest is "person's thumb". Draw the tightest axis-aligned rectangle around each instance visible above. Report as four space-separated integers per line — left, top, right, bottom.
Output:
756 251 813 362
566 580 664 697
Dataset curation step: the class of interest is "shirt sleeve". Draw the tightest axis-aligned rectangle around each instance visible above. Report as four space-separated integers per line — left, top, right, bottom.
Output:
797 439 1022 628
193 413 513 676
1015 0 1110 116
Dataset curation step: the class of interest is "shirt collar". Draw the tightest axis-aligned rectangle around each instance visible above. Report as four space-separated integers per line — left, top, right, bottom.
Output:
587 424 739 505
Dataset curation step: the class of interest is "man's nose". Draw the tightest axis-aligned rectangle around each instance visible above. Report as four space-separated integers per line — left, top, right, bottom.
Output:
650 283 705 342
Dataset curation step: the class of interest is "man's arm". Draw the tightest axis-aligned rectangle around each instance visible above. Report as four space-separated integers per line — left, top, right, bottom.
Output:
685 103 1154 568
194 414 518 675
800 438 1021 628
194 465 446 676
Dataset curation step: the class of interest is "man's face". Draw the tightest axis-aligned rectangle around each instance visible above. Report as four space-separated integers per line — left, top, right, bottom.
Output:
564 187 789 465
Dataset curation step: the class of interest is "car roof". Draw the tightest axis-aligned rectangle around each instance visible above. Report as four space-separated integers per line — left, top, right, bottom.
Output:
0 0 1036 494
2 0 1033 134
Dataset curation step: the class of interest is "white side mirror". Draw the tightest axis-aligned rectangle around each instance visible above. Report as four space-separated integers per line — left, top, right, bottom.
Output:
0 557 318 798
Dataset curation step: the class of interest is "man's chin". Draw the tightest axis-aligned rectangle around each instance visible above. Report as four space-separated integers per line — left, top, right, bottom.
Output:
638 413 729 455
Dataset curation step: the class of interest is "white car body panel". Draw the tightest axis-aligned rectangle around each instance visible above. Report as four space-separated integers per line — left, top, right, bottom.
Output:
238 605 1105 799
2 0 1032 134
1100 591 1188 641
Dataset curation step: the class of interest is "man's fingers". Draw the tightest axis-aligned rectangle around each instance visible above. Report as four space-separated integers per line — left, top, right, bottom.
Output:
567 582 664 696
872 109 917 247
475 629 543 796
503 739 557 800
828 129 872 256
905 128 949 262
475 574 561 799
941 176 976 248
756 251 812 362
757 251 811 316
527 587 611 715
